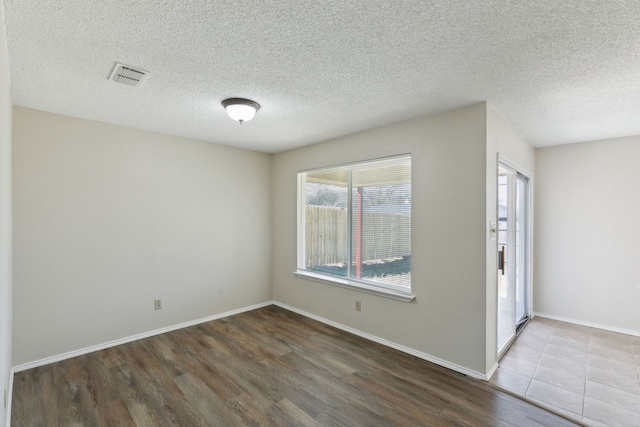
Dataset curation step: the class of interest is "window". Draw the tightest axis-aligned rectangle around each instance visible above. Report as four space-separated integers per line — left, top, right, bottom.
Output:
296 155 412 299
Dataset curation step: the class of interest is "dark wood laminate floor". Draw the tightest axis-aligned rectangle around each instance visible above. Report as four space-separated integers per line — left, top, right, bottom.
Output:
12 305 579 426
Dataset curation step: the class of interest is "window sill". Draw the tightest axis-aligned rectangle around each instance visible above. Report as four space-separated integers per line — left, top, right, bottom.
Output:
294 270 415 303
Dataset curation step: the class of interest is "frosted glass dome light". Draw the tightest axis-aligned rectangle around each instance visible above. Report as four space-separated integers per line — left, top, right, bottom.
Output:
222 98 260 124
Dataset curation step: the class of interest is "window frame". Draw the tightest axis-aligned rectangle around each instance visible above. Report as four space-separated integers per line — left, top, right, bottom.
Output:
296 155 415 302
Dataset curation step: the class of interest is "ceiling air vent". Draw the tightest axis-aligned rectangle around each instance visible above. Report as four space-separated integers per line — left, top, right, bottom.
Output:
109 62 149 87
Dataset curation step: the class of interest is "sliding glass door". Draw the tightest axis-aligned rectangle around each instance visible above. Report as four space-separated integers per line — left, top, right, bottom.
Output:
497 163 531 357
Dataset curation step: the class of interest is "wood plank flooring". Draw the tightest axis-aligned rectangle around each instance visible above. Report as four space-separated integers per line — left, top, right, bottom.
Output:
12 305 579 426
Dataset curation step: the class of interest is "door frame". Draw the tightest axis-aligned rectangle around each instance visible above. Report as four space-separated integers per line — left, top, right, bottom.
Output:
496 155 533 359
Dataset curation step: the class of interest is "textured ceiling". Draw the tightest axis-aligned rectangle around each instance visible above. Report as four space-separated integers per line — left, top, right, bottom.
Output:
3 1 640 153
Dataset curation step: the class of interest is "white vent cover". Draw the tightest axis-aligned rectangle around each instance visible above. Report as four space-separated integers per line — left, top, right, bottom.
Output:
109 62 149 87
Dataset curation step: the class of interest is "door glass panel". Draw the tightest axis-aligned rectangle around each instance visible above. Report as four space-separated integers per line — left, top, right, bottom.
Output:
515 175 527 325
497 164 530 357
497 167 515 354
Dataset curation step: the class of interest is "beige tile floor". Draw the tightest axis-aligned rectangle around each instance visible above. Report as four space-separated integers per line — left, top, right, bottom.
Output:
490 317 640 427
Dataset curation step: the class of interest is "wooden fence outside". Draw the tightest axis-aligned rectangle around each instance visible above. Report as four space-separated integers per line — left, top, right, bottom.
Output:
305 206 410 267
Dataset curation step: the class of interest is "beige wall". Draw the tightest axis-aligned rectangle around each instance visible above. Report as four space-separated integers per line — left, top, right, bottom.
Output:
535 136 640 333
12 107 273 365
485 105 535 372
273 104 490 376
9 100 536 380
0 2 12 425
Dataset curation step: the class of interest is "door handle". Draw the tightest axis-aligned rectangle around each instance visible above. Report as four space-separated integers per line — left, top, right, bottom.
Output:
499 247 505 275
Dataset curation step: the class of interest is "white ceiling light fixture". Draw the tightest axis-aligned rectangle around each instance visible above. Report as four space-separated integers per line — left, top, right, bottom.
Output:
222 98 260 124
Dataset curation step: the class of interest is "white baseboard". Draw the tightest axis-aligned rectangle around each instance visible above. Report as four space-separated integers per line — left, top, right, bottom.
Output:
13 301 275 373
6 367 13 427
534 312 640 337
273 301 489 380
486 362 499 381
12 299 494 385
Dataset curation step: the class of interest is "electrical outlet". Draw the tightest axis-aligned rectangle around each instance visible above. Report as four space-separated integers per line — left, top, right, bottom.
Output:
355 301 361 311
154 299 162 310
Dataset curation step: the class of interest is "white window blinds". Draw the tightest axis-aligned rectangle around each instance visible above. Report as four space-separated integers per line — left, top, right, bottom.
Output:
298 155 411 293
